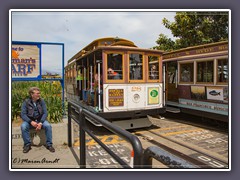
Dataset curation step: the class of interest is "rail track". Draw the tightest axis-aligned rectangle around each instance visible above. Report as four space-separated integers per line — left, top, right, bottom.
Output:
130 113 229 168
73 112 229 169
132 128 228 168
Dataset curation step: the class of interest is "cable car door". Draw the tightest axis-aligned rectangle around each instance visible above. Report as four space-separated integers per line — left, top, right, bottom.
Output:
166 61 178 102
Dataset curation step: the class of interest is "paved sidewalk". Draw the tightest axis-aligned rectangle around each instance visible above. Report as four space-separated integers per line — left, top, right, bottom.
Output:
11 116 134 170
11 145 82 169
11 116 85 169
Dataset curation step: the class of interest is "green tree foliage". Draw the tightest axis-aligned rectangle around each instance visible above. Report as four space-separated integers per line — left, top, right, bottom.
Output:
153 12 229 51
12 81 64 123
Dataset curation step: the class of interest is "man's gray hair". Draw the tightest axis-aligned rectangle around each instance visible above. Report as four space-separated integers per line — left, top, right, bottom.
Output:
28 87 40 97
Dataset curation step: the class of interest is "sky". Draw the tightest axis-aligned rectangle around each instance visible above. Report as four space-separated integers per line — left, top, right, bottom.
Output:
11 10 176 75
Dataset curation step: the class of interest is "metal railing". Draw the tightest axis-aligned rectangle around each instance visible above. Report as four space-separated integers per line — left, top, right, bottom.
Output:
67 101 143 168
67 101 204 169
142 146 200 168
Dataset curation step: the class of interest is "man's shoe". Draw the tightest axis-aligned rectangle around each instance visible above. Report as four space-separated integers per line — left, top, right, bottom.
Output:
47 145 55 153
23 145 31 153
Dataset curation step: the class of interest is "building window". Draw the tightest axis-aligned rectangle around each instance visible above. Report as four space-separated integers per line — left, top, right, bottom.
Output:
179 63 194 83
196 61 213 83
148 56 159 80
107 53 123 80
129 53 143 80
217 59 228 83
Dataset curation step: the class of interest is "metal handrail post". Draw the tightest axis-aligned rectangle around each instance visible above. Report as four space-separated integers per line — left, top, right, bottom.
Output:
67 104 72 147
132 138 143 168
79 107 86 168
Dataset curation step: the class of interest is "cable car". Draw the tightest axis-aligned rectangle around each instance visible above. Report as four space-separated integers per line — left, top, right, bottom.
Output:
65 37 166 129
163 41 229 122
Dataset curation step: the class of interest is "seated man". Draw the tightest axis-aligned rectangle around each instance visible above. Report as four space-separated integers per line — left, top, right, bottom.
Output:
21 87 55 153
107 68 121 79
149 65 158 80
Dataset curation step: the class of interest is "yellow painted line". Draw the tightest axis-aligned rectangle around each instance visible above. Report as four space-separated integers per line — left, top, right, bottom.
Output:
160 128 204 137
132 125 189 135
73 135 126 146
154 125 189 131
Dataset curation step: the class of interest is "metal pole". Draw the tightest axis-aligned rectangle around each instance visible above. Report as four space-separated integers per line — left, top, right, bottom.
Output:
67 104 72 147
79 107 86 168
79 68 82 101
98 63 101 111
163 65 166 106
132 138 143 168
90 66 93 92
175 69 178 88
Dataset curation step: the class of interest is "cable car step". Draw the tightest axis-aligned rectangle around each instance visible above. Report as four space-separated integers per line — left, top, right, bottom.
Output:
111 117 152 130
166 106 181 113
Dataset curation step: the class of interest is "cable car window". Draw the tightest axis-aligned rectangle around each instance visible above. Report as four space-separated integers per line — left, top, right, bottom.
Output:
197 61 213 83
129 53 143 80
167 61 177 83
107 53 123 80
217 58 228 83
179 63 194 83
100 41 112 45
148 56 159 80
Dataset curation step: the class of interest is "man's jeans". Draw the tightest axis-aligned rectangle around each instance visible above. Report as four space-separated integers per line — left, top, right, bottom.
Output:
21 121 53 147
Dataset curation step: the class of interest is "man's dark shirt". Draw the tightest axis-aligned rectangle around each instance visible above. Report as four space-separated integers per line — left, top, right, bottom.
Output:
21 98 48 123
